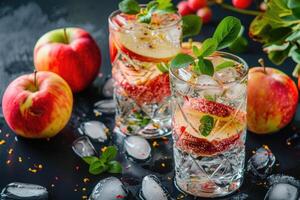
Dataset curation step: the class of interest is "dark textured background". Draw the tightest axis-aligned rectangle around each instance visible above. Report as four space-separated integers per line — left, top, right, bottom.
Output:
0 0 299 199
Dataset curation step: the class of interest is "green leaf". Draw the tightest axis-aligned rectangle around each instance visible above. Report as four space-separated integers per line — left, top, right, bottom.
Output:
286 31 300 41
119 0 140 14
89 160 109 175
268 45 291 65
213 16 242 50
215 61 235 71
195 59 214 76
108 161 123 173
228 36 248 53
170 53 194 69
199 115 214 137
82 156 99 165
156 63 169 73
289 45 300 63
287 0 300 9
182 15 202 38
204 95 215 101
192 45 201 57
101 146 118 162
198 38 218 57
156 0 173 10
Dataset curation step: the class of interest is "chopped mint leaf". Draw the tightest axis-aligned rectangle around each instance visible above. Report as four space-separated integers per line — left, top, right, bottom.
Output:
197 38 218 57
213 16 242 50
157 63 169 73
82 156 98 165
215 61 235 71
182 15 202 38
89 160 108 175
204 95 215 101
101 146 118 162
199 115 214 137
171 53 194 69
108 161 123 173
119 0 140 14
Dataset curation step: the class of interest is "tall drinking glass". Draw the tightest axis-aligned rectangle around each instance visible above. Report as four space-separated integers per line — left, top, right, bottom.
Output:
108 9 182 138
170 51 248 197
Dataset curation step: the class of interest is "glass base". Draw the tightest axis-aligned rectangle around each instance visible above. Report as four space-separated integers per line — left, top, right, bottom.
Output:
173 145 245 198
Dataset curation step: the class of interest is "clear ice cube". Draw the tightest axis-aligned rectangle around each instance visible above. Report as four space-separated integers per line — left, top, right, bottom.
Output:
89 177 128 200
94 99 116 114
102 78 114 98
247 146 276 180
195 75 219 86
78 121 109 142
214 67 239 83
141 175 170 200
72 136 97 158
225 83 247 99
124 136 151 161
0 182 48 199
264 183 298 200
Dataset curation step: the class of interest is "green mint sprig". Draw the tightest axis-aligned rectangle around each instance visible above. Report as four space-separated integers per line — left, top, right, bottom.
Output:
83 146 122 175
170 16 242 76
199 115 214 137
118 0 201 38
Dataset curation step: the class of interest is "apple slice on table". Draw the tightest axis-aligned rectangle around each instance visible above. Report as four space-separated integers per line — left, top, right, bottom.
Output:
2 71 73 139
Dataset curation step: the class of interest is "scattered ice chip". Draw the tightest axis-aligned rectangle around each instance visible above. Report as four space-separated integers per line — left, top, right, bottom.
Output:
214 67 239 83
267 174 300 188
78 121 109 142
247 146 275 179
286 133 300 149
72 136 97 158
94 99 116 114
264 183 298 200
140 175 170 200
102 78 114 98
89 177 128 200
0 182 48 200
124 136 151 161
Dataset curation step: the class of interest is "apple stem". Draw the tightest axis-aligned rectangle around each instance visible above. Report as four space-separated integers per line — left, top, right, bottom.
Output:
34 70 38 91
63 28 69 44
258 58 266 74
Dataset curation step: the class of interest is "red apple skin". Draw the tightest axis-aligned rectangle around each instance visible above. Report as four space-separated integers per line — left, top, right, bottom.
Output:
34 27 101 93
247 67 299 134
2 71 73 138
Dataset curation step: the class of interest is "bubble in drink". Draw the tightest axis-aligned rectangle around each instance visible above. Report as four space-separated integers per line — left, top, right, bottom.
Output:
102 78 114 98
264 183 298 200
124 136 151 161
72 136 97 158
0 182 48 200
94 99 116 114
247 146 276 180
78 121 109 142
89 177 128 200
140 175 170 200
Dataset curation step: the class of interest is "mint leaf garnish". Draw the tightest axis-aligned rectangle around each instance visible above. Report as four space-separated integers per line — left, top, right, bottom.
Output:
215 61 235 71
199 115 214 137
213 16 242 50
82 146 122 175
197 38 218 57
157 63 169 73
182 15 202 38
171 53 194 69
119 0 140 14
195 59 214 76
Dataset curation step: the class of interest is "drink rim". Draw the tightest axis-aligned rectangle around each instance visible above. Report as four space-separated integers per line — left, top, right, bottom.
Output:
108 5 182 31
169 51 249 87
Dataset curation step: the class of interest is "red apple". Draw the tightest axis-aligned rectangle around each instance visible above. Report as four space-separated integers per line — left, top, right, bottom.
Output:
34 27 101 92
2 71 73 138
247 64 298 134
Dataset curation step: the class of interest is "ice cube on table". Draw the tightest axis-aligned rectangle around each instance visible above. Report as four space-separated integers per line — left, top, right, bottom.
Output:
264 183 298 200
141 175 170 200
72 136 97 158
214 67 239 83
78 121 109 142
102 78 114 98
89 177 128 200
124 136 151 161
94 99 116 114
247 146 276 180
0 182 48 200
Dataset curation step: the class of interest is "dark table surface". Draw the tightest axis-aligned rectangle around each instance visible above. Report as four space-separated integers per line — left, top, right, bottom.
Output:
0 0 300 199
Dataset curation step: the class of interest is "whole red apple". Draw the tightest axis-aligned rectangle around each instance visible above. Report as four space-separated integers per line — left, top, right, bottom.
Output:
2 71 73 138
34 27 101 92
247 62 298 134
